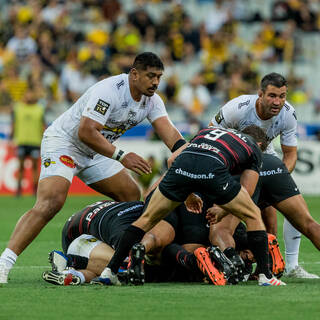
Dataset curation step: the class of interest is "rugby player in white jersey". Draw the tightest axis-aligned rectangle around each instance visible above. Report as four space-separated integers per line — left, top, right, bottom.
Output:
209 72 318 279
0 52 186 284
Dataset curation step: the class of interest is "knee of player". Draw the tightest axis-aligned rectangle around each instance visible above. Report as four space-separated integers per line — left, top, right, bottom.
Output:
33 197 64 219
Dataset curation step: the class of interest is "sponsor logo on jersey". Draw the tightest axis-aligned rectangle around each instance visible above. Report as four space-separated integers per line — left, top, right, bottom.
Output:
59 155 76 168
94 99 110 115
116 80 125 89
121 101 128 108
259 167 283 176
215 110 224 124
175 168 215 179
238 99 250 109
43 158 56 168
103 125 127 134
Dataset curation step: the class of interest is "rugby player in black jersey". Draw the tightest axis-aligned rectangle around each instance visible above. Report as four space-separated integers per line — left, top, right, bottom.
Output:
101 125 288 286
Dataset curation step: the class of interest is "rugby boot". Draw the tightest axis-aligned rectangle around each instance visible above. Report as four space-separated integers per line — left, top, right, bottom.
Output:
224 247 246 282
267 234 285 278
208 245 238 284
91 267 121 286
127 243 145 285
194 247 226 285
42 270 81 286
258 273 286 286
284 265 319 279
0 260 10 284
48 250 68 272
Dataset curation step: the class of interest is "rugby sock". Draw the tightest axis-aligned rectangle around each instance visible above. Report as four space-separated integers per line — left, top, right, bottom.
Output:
66 254 89 270
247 230 272 279
0 248 17 269
108 225 145 274
162 243 198 272
63 269 85 284
283 218 301 271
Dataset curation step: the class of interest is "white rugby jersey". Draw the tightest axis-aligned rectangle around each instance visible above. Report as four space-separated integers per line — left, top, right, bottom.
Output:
210 94 297 155
44 74 168 157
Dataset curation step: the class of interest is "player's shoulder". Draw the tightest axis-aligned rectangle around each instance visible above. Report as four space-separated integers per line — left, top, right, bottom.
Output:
224 94 256 110
91 74 128 95
149 92 165 105
282 100 297 121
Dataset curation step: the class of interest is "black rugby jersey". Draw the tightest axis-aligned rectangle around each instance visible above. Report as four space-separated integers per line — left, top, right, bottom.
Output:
65 200 144 243
185 126 262 174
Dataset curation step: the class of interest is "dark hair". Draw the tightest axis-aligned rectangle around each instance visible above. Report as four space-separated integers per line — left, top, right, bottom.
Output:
260 72 288 92
241 125 268 152
132 52 164 71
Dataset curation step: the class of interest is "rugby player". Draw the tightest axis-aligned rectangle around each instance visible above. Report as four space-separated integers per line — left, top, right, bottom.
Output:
100 125 286 286
209 153 320 278
209 72 318 279
0 52 186 284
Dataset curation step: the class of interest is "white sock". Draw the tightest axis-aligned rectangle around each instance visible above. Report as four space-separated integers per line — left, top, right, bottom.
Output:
283 218 301 271
0 248 18 269
63 269 85 284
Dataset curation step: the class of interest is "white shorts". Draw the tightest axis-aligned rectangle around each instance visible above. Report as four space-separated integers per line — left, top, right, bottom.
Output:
67 234 102 258
39 136 124 184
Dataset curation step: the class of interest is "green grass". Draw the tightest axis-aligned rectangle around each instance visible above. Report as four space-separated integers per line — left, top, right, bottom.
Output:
1 195 320 319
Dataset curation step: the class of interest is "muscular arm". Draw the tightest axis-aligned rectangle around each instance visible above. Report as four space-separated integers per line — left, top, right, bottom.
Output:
152 116 184 150
281 145 297 173
78 116 116 157
240 169 259 196
78 116 151 174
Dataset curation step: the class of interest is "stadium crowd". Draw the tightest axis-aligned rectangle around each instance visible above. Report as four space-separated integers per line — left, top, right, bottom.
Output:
0 0 320 127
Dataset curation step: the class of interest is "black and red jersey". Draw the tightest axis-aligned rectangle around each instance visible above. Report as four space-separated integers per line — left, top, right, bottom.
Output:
63 200 144 249
186 126 262 174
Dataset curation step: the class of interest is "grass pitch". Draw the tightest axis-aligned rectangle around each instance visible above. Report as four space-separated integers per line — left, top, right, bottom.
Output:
1 195 320 320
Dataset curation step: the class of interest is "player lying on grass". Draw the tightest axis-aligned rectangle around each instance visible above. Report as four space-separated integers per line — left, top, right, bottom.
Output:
42 197 237 286
42 195 284 286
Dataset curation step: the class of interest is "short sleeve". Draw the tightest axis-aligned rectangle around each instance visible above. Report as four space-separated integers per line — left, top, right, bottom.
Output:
82 83 114 125
147 94 168 123
280 110 297 147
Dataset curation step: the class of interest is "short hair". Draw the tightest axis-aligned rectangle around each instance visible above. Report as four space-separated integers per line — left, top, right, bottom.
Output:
241 125 268 152
260 72 288 92
132 52 164 71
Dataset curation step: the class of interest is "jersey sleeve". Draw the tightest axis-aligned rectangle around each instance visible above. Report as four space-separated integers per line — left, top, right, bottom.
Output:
280 110 297 147
147 94 168 123
210 98 242 129
249 144 263 173
82 83 114 126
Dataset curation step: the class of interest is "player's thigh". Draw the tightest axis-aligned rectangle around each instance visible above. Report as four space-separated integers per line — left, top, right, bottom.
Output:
33 176 70 216
275 194 314 233
147 220 176 251
81 155 140 201
219 186 261 222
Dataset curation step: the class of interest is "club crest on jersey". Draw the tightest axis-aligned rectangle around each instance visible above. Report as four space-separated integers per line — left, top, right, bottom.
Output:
43 158 55 168
121 101 128 108
94 99 110 115
215 110 224 124
59 155 76 168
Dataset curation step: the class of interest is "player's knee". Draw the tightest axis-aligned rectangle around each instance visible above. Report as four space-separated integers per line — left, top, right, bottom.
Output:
33 197 65 221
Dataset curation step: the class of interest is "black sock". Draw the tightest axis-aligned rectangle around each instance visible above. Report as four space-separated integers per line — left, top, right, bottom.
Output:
108 225 145 274
66 254 89 270
247 230 272 279
162 243 198 272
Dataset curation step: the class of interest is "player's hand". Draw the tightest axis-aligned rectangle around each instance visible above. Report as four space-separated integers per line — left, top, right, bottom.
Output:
206 205 227 224
121 152 152 175
184 193 203 214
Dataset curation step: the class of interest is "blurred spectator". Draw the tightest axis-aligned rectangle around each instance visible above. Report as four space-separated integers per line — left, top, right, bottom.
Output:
177 73 211 120
6 24 37 62
11 85 45 196
40 0 65 26
128 7 155 38
204 0 231 35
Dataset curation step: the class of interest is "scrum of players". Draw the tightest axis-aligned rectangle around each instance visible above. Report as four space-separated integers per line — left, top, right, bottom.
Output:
42 72 320 287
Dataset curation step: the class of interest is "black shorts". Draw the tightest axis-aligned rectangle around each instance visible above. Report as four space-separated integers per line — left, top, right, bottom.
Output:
257 154 300 210
164 201 211 246
17 145 40 158
159 152 241 205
